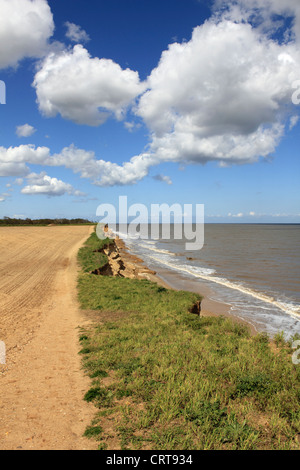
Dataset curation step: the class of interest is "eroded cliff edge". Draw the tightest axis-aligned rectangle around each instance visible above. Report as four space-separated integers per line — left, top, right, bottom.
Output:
91 237 158 281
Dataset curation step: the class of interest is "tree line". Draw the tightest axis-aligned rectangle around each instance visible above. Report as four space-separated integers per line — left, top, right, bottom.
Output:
0 217 94 226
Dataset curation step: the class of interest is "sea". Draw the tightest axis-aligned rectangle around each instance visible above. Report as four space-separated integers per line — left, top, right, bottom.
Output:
114 224 300 340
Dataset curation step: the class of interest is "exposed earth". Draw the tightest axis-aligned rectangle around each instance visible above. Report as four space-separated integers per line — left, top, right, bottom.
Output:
0 226 98 450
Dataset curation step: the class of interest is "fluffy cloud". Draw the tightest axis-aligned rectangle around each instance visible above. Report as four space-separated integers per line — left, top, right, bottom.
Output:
33 45 146 126
153 174 173 185
21 171 83 197
137 18 300 167
0 143 156 186
16 124 37 138
47 145 157 186
2 1 300 189
0 0 54 70
0 144 50 176
213 0 300 43
289 115 299 129
65 22 90 43
124 121 142 132
24 1 299 187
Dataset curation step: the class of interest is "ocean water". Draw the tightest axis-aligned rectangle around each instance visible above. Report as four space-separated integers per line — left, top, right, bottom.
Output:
114 224 300 339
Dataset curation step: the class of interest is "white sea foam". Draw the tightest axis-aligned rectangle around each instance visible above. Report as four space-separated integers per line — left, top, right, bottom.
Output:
139 244 176 255
147 254 300 322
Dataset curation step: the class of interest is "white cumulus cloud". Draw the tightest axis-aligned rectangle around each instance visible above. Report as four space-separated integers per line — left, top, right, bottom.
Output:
65 22 90 43
0 143 156 186
33 45 146 126
47 145 157 186
21 171 84 197
137 18 300 167
0 0 54 70
16 124 37 138
213 0 300 43
2 1 300 188
0 144 50 176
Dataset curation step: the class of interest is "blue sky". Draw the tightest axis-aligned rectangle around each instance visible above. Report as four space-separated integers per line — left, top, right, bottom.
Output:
0 0 299 222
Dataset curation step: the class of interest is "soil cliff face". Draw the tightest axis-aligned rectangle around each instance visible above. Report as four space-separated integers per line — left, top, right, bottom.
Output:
92 238 157 281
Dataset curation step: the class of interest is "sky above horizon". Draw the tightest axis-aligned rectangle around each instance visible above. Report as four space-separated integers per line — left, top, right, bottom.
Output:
0 0 300 223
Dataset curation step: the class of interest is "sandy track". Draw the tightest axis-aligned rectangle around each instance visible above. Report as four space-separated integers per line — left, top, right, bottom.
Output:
0 226 98 450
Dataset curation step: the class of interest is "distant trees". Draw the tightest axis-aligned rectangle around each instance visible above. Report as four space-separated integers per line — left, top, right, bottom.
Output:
0 217 94 226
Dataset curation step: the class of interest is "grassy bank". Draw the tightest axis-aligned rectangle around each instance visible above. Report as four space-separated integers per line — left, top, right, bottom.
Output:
77 232 300 450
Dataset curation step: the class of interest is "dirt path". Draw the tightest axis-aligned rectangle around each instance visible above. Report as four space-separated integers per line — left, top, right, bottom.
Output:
0 226 98 450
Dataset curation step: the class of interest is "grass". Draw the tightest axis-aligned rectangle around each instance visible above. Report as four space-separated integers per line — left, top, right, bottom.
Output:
77 231 112 273
77 231 300 450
